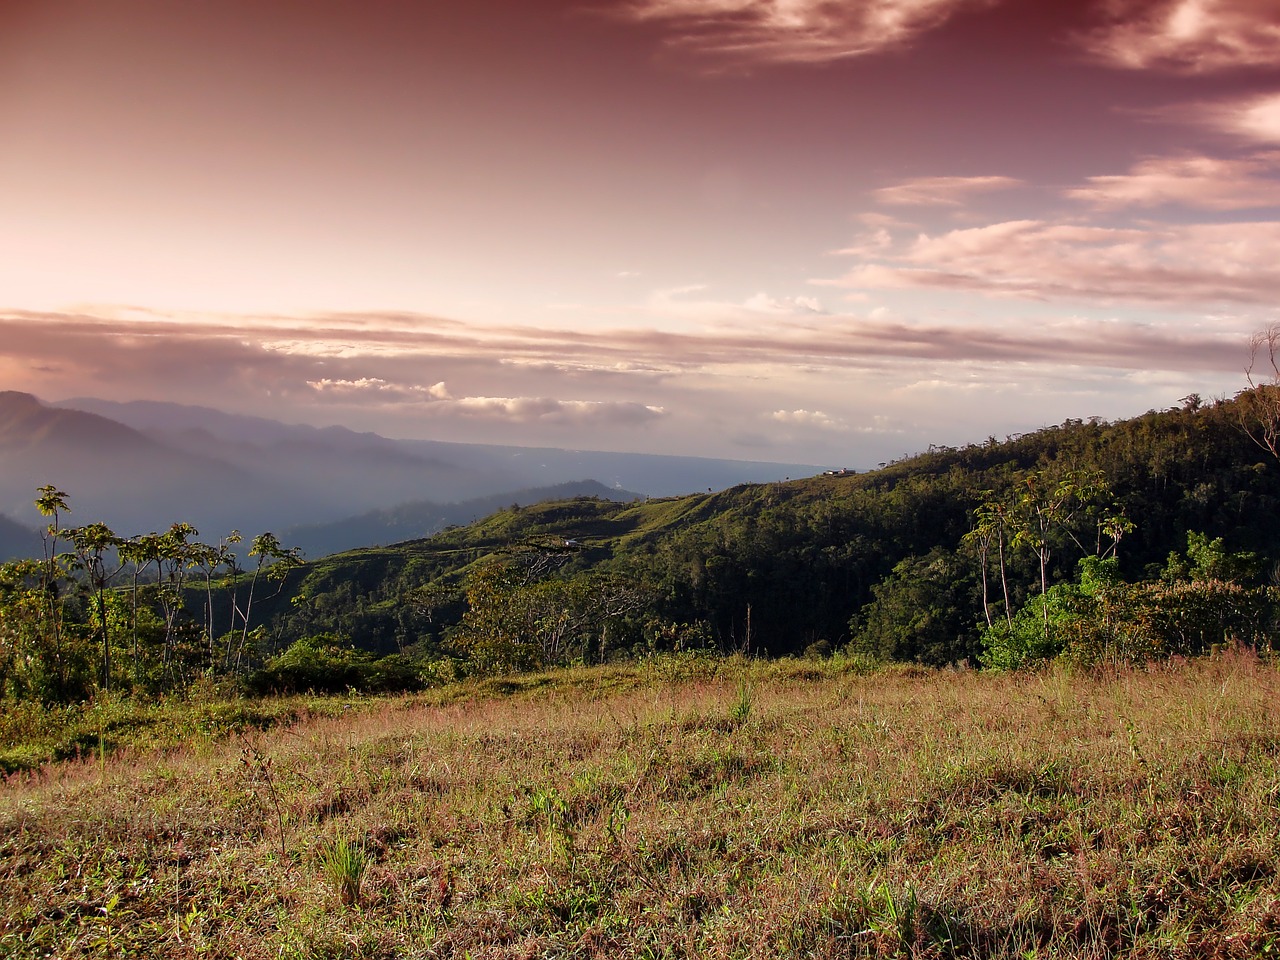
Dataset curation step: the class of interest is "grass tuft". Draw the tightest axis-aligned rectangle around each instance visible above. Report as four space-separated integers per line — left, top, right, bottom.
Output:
318 836 367 907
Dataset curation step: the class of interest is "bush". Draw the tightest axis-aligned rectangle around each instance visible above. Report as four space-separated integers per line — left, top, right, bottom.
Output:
983 554 1279 669
979 584 1084 670
1065 579 1276 666
251 634 387 694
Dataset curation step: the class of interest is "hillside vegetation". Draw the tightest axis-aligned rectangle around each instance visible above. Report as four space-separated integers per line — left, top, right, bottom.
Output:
249 392 1280 681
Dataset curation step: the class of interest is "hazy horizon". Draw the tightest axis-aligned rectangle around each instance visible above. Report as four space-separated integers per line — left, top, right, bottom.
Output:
43 392 825 468
4 0 1279 465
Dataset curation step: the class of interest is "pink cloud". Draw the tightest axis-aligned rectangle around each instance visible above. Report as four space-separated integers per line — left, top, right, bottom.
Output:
307 378 453 401
0 299 1249 419
1152 92 1280 146
1067 153 1280 210
1219 93 1280 144
873 175 1023 206
826 219 1280 306
1085 0 1280 73
617 0 994 67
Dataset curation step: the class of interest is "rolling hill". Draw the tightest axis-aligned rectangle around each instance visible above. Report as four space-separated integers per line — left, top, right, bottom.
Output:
281 479 642 558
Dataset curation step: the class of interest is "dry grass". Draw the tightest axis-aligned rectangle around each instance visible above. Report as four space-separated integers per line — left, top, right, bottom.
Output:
3 651 1280 958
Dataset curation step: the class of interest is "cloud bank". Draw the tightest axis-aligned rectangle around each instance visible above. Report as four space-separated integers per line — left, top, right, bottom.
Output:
619 0 1280 75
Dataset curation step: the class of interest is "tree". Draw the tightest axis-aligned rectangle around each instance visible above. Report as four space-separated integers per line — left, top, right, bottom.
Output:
453 556 651 673
1005 468 1129 643
33 485 73 697
65 521 124 694
453 558 543 673
1161 531 1259 585
964 494 1014 630
0 560 62 701
849 549 978 666
193 532 239 659
117 533 156 689
157 524 203 676
226 533 302 671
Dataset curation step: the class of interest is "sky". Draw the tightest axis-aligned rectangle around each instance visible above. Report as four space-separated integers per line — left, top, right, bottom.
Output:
3 0 1280 466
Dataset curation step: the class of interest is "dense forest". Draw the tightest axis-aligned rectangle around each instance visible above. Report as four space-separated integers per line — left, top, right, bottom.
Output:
5 387 1280 704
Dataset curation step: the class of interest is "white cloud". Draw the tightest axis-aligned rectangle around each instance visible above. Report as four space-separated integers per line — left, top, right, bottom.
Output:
647 285 826 322
446 396 667 425
306 378 451 401
741 292 825 313
304 374 664 425
1220 92 1280 144
618 0 994 67
833 227 898 258
873 175 1023 206
771 408 846 429
1086 0 1280 73
1146 91 1280 146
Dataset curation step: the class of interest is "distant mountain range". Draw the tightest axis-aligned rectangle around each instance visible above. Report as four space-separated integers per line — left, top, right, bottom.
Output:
0 392 821 558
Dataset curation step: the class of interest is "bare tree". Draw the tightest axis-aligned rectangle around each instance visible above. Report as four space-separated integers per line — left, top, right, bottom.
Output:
1240 323 1280 461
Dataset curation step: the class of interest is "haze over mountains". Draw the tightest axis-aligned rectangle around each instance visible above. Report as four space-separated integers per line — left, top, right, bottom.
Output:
0 391 820 559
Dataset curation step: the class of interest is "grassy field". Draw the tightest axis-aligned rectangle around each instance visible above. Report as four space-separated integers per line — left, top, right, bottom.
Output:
3 651 1280 958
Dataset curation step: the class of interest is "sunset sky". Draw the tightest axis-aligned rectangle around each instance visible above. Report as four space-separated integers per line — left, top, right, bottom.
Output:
4 0 1280 466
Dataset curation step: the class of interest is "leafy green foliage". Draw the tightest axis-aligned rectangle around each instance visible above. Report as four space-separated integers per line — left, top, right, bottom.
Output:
850 549 980 665
980 581 1089 670
0 488 303 706
982 548 1278 669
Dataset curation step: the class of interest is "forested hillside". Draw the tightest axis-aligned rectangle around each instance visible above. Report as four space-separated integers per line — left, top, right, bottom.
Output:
246 392 1280 678
4 391 1280 707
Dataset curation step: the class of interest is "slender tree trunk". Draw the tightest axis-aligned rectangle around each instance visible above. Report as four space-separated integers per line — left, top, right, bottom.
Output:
97 585 110 694
997 534 1012 629
130 568 140 690
978 541 993 630
1039 543 1050 642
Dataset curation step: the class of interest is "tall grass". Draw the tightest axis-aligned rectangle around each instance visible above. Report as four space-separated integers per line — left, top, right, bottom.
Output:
2 651 1279 957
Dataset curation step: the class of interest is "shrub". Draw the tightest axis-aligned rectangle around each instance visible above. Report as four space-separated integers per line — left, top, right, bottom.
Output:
251 634 372 694
1065 579 1276 665
979 584 1083 670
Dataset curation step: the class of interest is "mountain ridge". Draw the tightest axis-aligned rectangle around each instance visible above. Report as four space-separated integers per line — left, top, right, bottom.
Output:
0 392 820 551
